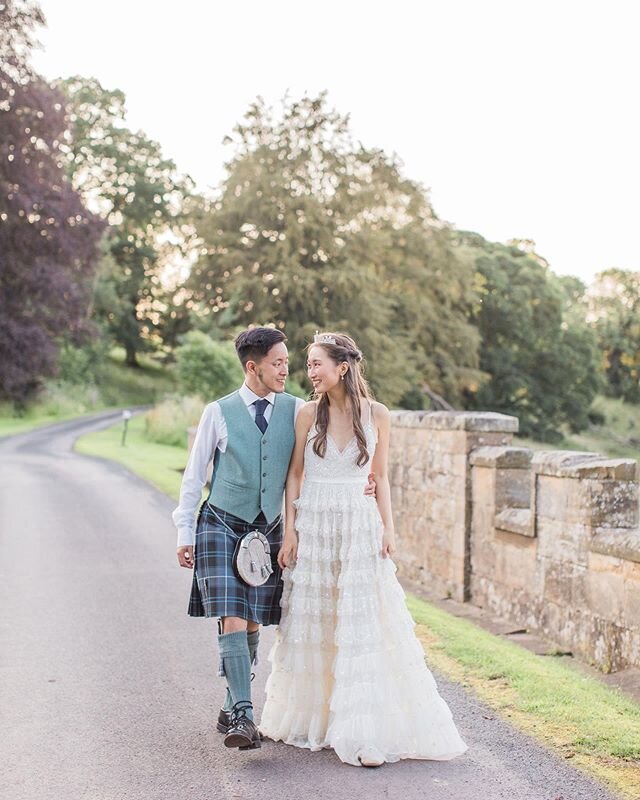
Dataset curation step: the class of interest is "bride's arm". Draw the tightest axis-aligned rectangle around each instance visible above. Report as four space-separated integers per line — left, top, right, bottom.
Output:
370 403 396 558
278 401 316 569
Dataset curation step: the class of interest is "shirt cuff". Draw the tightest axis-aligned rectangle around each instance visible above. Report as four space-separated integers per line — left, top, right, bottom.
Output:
177 526 195 548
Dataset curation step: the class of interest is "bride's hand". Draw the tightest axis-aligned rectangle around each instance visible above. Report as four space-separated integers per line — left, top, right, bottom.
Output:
381 530 396 559
278 531 298 569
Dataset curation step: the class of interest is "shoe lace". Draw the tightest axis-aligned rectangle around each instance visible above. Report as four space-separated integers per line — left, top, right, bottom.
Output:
230 700 254 727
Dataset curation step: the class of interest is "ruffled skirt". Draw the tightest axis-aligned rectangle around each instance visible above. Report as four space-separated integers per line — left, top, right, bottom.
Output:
260 480 468 766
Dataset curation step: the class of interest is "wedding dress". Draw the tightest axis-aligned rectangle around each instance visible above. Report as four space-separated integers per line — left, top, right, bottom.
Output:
260 409 467 766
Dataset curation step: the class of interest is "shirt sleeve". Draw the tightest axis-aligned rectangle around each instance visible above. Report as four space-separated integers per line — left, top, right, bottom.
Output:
172 402 221 547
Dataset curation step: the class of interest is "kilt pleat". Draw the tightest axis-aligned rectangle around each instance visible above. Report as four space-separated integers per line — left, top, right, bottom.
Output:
188 502 283 625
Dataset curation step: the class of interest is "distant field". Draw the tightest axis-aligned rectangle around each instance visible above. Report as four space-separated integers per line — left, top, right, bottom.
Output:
517 395 640 461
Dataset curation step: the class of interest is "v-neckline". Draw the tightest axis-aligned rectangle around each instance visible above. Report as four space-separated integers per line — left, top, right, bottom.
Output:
325 420 374 455
327 432 356 455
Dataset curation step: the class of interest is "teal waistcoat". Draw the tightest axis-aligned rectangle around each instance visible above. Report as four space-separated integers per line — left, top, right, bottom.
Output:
208 390 297 523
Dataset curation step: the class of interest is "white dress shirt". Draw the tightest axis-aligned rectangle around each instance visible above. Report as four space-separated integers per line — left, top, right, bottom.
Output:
173 384 305 547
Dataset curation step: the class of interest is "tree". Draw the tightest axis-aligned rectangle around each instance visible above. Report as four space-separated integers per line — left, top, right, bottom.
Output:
0 1 103 407
460 234 601 440
57 76 194 366
186 94 481 405
586 269 640 403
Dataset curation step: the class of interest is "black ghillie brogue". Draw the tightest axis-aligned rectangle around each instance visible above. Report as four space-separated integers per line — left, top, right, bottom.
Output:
217 708 231 734
223 701 261 750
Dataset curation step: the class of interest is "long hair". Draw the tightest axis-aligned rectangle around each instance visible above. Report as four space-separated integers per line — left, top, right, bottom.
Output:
308 332 374 467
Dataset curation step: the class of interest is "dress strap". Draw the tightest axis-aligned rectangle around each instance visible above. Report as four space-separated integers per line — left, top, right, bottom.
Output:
307 400 319 439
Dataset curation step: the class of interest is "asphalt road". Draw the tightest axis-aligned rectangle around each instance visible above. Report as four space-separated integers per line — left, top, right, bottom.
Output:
0 413 621 800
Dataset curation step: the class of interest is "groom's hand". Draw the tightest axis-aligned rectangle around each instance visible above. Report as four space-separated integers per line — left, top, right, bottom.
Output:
177 545 194 568
364 472 376 497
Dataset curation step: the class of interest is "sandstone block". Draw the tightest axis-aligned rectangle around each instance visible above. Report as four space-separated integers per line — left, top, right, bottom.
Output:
531 450 602 477
496 469 531 509
470 446 533 469
420 411 519 433
471 466 496 506
624 579 640 626
590 528 640 564
535 475 569 521
494 507 534 537
585 481 639 528
585 558 625 621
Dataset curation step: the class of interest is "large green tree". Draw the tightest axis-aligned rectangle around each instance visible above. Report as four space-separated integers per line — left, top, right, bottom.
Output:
460 234 601 440
57 76 194 366
586 269 640 402
186 95 482 405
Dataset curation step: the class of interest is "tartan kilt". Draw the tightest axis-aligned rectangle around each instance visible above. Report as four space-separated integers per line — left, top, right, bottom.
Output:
188 502 283 625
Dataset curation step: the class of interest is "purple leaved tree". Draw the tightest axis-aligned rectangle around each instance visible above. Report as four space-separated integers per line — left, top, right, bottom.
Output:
0 0 104 408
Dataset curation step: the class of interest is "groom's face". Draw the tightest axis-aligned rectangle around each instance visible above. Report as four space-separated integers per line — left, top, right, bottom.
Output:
253 342 290 394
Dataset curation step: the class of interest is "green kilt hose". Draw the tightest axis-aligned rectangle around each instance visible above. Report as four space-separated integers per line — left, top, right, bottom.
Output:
188 502 283 626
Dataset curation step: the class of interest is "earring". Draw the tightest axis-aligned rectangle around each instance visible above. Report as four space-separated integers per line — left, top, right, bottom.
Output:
340 374 345 381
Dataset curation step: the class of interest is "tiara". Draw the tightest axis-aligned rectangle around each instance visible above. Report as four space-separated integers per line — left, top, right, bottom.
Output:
313 332 336 345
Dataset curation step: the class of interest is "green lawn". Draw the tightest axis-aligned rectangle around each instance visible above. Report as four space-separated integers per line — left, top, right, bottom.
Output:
75 414 186 501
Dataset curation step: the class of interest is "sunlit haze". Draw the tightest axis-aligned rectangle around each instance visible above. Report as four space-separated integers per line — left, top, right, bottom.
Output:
32 0 640 283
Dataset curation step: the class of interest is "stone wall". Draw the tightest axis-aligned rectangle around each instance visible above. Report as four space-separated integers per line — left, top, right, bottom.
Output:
389 411 640 672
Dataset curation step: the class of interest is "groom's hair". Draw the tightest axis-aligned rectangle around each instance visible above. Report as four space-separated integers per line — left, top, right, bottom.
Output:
235 327 287 369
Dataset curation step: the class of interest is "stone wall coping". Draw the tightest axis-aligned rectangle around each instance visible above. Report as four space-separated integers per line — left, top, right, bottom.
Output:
531 450 638 479
590 527 640 564
390 410 519 432
470 446 533 469
494 507 534 537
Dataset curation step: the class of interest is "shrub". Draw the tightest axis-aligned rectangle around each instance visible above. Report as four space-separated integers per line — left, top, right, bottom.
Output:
174 332 243 401
144 395 205 447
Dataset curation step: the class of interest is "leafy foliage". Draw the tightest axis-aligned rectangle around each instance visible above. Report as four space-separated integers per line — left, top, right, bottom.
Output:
0 1 103 407
186 95 482 405
174 331 243 400
57 76 195 365
586 269 640 403
460 234 601 440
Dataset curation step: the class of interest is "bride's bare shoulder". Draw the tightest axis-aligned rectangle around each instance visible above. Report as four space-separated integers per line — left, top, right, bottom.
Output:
370 401 390 421
298 400 318 423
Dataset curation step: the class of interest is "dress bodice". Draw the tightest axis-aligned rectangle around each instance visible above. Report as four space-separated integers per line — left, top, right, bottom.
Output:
302 421 377 484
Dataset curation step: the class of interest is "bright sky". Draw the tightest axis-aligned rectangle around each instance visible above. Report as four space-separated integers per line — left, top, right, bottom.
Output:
32 0 639 283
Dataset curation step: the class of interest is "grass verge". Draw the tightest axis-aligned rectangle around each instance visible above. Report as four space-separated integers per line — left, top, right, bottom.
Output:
75 414 186 501
408 594 640 799
0 350 176 440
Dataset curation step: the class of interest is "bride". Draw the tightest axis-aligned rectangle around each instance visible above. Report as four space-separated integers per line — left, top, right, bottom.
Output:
259 332 467 767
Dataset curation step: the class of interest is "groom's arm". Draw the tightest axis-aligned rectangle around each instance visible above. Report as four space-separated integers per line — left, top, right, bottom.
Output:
174 402 222 566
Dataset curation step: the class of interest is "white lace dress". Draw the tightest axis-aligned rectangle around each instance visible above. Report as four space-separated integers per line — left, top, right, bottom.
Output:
260 419 468 766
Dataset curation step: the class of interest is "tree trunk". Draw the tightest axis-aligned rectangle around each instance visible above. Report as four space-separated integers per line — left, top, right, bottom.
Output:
125 343 139 368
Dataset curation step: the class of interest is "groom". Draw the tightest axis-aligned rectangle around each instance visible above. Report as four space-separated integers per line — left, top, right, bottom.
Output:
174 327 304 750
